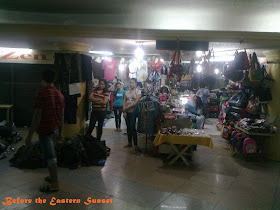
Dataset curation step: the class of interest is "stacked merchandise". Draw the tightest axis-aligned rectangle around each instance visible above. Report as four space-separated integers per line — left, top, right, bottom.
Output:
9 134 110 169
207 93 219 118
0 121 22 160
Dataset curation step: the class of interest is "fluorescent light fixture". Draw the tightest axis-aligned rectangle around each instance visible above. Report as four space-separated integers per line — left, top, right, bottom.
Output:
0 47 32 53
135 47 144 60
89 51 113 55
184 61 200 64
196 51 203 57
215 68 219 74
210 56 234 62
197 64 202 73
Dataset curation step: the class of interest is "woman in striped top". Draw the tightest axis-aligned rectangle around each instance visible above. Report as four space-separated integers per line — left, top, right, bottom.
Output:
87 79 109 140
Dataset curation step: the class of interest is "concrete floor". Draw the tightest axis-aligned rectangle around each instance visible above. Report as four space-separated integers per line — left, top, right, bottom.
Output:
0 120 280 209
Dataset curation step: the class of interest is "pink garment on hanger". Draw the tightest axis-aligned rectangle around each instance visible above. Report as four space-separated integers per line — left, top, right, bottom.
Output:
102 59 117 81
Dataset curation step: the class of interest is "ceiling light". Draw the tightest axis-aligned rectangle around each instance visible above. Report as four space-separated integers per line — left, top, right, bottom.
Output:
210 56 234 62
196 51 203 57
89 51 113 55
135 47 144 60
0 47 32 54
215 68 219 74
197 65 202 73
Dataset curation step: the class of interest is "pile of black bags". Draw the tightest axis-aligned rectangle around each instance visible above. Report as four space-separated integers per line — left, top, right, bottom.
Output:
9 134 110 169
0 120 22 160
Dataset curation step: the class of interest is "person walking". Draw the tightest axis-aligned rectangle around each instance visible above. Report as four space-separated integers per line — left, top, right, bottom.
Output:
108 82 126 132
25 69 64 192
87 79 109 140
196 83 210 117
123 78 141 151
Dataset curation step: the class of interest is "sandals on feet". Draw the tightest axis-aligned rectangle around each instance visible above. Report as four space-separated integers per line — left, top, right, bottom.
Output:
45 176 52 183
123 144 132 148
40 183 59 193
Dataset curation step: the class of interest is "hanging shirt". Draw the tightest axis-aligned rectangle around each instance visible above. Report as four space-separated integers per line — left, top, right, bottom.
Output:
129 60 138 79
102 59 117 81
151 60 163 74
113 89 126 108
125 89 141 113
137 61 148 82
116 63 127 81
134 98 160 134
92 60 104 79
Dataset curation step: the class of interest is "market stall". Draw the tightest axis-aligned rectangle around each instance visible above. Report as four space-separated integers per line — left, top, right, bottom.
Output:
154 128 213 166
218 50 277 159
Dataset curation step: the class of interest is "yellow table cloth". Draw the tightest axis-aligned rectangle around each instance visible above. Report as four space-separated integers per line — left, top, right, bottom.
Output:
153 131 214 149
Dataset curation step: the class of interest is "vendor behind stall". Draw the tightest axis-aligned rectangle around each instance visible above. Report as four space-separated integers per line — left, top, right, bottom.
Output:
185 95 205 129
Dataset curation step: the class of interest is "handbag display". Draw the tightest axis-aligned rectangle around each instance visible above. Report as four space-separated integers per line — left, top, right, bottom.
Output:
170 50 184 82
246 97 260 115
229 50 250 71
249 52 264 82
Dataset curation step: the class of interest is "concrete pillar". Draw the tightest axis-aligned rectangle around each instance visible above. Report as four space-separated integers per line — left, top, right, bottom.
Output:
54 42 92 138
263 50 280 161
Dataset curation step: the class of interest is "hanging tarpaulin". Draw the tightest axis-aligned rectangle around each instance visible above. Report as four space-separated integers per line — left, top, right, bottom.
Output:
0 49 54 64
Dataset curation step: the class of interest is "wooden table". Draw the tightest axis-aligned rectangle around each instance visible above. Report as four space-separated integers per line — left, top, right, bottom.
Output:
154 130 213 166
0 104 14 121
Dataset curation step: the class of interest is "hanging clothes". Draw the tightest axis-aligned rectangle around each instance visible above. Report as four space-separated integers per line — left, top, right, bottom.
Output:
55 53 92 124
137 60 148 82
128 60 138 79
102 59 117 81
116 62 127 82
147 70 161 94
134 97 161 135
92 60 104 79
151 59 163 74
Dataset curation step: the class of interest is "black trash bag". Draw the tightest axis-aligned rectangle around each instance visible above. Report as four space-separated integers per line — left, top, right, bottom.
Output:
9 141 46 169
81 135 110 166
0 121 16 137
55 134 85 169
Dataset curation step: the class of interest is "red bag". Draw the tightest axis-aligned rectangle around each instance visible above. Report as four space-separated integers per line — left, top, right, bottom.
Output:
170 50 184 82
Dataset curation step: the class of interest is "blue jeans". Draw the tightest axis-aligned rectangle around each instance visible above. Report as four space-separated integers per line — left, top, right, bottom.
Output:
39 129 59 167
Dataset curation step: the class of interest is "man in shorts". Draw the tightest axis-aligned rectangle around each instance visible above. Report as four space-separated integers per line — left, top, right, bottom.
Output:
25 69 64 192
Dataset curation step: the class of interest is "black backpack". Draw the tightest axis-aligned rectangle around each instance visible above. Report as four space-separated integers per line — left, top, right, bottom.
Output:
55 136 85 169
81 135 110 166
9 142 46 169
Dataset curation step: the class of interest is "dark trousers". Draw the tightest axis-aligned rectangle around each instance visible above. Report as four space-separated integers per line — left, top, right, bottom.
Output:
113 107 123 129
87 110 106 140
125 112 137 146
203 104 208 117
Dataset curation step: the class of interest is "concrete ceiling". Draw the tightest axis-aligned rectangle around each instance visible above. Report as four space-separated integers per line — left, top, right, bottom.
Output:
0 0 280 32
0 0 280 59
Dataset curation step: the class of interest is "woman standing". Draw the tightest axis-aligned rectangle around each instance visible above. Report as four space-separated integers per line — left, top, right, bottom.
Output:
108 82 126 132
123 78 142 151
87 79 109 140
